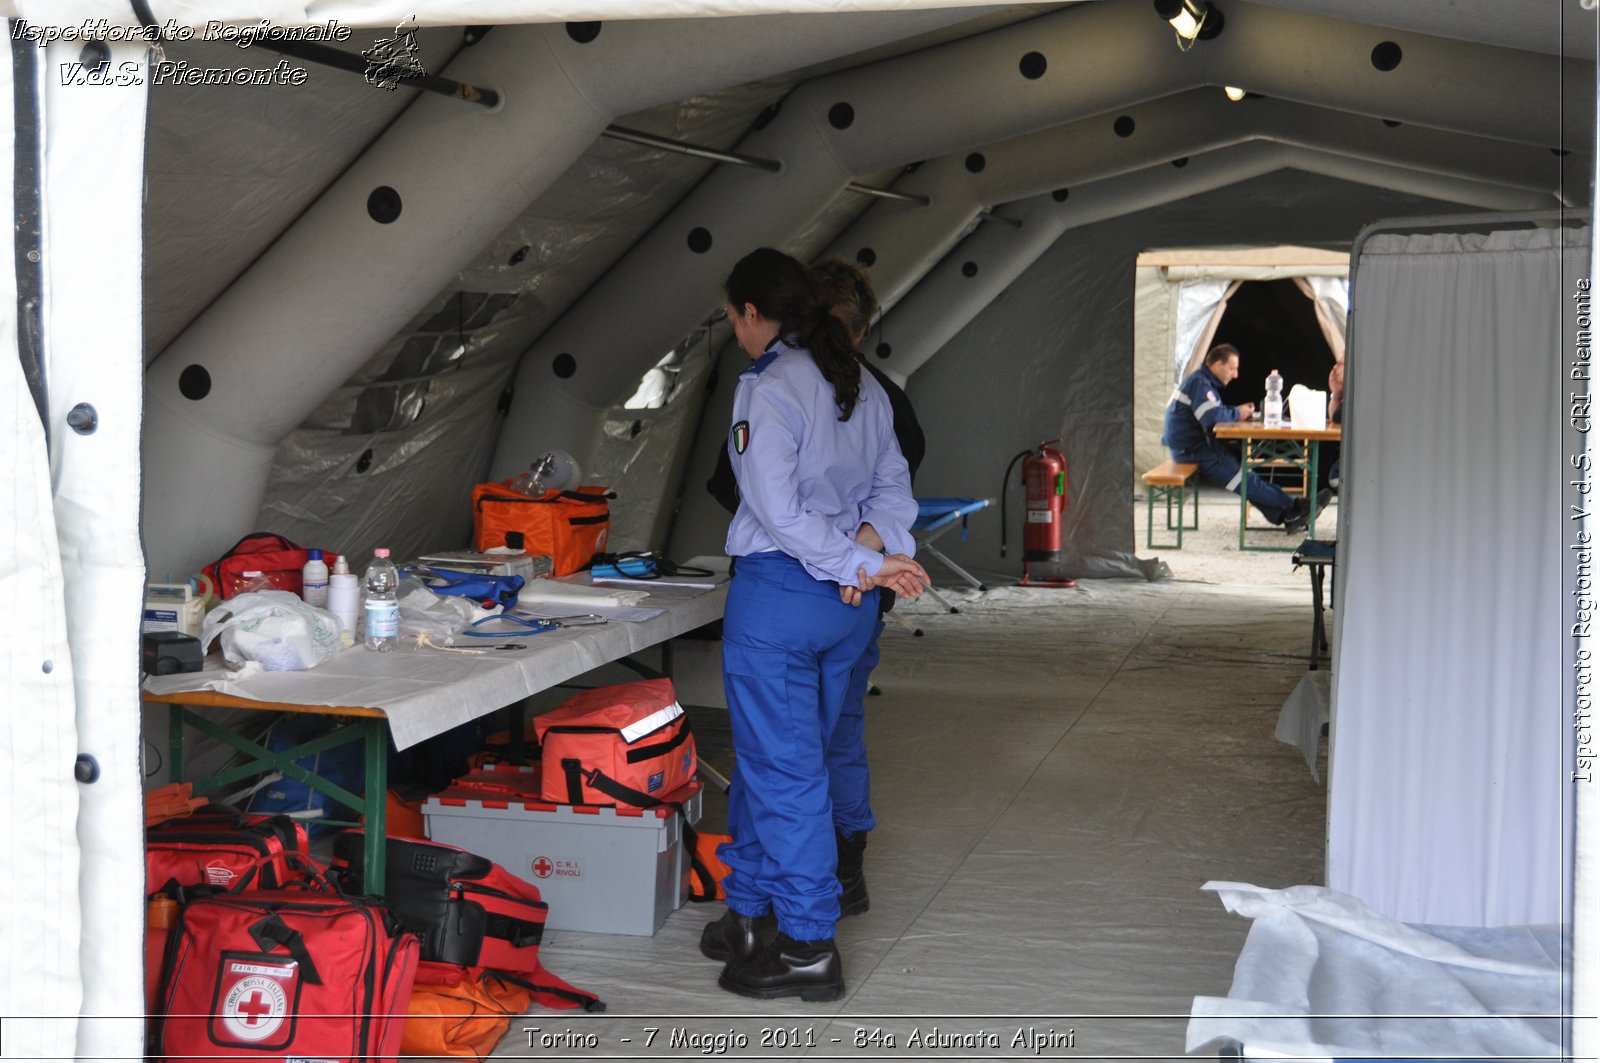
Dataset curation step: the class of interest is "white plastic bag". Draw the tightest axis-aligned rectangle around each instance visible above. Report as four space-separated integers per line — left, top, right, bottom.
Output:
396 575 489 639
201 590 343 671
1288 384 1328 431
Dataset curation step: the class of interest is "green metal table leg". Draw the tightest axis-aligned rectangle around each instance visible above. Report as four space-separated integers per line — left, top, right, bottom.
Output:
362 717 386 891
1306 441 1323 537
1237 439 1250 551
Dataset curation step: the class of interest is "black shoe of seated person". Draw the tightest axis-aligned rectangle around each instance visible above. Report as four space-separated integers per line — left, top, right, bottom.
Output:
1314 486 1334 512
1282 500 1310 535
836 828 870 917
699 909 775 964
717 933 845 1002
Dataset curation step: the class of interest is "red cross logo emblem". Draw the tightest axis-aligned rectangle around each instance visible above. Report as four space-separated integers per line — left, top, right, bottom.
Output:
219 971 289 1043
237 989 271 1026
532 856 554 878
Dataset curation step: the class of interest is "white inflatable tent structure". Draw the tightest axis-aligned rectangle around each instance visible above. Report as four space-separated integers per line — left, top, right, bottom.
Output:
0 0 1593 1056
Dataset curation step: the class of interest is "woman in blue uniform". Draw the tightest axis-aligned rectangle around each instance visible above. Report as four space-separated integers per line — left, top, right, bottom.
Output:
701 247 927 1001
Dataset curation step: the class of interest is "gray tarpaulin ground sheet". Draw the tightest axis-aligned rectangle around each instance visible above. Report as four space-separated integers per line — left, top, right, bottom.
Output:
1186 882 1569 1061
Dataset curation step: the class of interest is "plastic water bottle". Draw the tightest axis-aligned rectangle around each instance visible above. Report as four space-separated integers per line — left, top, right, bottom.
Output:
1263 369 1284 428
363 548 400 652
301 548 330 608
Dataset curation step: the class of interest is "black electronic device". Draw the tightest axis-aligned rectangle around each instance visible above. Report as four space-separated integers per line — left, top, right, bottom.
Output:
142 631 204 675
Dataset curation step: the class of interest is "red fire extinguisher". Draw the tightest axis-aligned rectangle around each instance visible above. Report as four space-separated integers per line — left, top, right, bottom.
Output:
1001 440 1077 588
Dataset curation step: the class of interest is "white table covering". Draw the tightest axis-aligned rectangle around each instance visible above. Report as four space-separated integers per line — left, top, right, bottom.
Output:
143 573 727 750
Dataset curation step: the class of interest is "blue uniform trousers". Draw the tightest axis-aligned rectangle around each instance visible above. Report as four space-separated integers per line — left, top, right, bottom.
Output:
827 618 882 837
720 552 878 941
1179 444 1296 524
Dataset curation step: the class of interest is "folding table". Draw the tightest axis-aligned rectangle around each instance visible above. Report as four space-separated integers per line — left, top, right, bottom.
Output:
911 497 993 614
142 572 728 891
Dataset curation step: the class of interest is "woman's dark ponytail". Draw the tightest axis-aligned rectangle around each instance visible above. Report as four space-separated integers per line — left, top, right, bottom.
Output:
725 248 864 420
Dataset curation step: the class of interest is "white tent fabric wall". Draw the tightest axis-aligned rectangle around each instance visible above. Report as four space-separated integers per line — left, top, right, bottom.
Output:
1330 224 1583 928
0 37 151 1058
0 41 84 1062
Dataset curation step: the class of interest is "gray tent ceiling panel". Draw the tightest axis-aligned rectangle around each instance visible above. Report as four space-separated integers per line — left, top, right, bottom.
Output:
141 28 465 357
874 141 1552 383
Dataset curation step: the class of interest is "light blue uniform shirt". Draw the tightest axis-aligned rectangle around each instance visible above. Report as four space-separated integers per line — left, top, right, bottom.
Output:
725 338 917 585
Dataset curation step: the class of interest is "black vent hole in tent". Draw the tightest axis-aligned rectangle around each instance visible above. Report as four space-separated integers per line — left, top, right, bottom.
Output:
1209 279 1340 486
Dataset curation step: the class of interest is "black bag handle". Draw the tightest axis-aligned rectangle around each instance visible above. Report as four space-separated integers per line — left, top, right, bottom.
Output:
575 770 719 903
249 913 324 984
487 970 607 1012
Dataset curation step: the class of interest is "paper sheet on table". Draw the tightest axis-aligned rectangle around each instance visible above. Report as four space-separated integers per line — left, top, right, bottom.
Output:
516 582 649 609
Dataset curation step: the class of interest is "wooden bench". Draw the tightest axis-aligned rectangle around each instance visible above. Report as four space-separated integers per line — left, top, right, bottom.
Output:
1142 460 1199 549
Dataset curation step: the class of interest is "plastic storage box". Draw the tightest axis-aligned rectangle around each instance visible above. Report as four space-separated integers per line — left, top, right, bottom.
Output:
422 763 701 936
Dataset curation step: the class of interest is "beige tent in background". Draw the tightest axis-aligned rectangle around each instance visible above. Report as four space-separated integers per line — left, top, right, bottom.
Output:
1132 245 1349 480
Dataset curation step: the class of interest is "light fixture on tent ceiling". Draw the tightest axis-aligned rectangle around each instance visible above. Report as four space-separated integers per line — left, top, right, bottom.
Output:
1223 85 1247 101
1153 0 1224 50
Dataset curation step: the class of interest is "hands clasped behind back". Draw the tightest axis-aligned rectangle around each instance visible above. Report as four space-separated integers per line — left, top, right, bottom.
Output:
838 553 930 606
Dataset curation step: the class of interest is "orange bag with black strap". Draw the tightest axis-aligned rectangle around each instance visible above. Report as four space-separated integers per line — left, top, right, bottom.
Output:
470 482 614 576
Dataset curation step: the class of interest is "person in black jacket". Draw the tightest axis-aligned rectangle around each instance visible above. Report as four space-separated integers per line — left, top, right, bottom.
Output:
705 257 925 932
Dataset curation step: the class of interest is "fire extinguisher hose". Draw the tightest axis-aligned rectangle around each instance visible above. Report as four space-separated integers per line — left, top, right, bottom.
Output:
998 449 1032 558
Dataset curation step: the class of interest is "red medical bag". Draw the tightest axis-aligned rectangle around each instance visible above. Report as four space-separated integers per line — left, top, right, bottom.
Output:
145 810 312 895
329 830 602 1012
203 531 310 599
533 678 697 807
153 882 420 1062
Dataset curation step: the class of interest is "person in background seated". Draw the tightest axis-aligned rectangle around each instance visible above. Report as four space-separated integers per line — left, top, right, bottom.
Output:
701 247 927 1002
1163 343 1326 533
1325 359 1344 491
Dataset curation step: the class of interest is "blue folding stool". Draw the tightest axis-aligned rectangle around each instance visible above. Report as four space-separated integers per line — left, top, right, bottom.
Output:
910 497 993 615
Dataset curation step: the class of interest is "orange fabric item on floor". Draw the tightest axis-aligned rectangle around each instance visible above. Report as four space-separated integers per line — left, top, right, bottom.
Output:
357 790 426 837
142 782 208 828
694 831 732 901
400 967 534 1061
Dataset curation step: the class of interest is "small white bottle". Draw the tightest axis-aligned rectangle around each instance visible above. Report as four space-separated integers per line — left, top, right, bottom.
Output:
301 548 330 608
327 555 361 646
363 548 401 653
1263 369 1285 428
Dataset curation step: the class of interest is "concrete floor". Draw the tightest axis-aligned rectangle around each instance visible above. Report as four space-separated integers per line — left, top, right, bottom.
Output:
491 528 1329 1060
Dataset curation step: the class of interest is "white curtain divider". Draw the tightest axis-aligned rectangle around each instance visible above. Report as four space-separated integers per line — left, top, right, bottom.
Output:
1330 224 1584 928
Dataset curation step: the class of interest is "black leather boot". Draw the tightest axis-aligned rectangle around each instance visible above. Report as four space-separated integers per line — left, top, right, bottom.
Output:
699 909 774 964
836 828 869 916
717 933 844 1001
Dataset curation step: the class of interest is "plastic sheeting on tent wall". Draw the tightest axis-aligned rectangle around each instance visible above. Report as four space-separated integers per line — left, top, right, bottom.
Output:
1329 223 1584 928
250 79 797 567
0 37 150 1059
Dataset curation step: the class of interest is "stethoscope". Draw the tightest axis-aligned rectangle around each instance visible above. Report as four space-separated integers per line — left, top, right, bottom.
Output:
460 612 608 640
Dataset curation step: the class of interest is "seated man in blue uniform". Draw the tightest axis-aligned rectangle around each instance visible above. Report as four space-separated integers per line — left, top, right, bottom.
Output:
1164 343 1320 533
